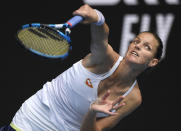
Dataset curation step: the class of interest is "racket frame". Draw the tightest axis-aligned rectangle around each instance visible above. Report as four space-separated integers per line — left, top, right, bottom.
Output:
17 23 72 59
16 15 83 59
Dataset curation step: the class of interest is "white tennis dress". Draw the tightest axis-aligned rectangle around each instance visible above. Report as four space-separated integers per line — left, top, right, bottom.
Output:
11 56 136 131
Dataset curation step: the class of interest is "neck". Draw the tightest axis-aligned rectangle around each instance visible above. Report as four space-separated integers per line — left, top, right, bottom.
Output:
113 58 145 85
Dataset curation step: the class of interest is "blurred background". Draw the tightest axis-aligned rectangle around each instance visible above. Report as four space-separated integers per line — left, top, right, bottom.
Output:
2 0 180 130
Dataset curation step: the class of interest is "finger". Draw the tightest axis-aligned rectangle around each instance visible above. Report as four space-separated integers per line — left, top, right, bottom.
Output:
73 10 85 17
113 102 126 110
105 111 118 116
101 90 110 101
72 10 79 16
112 96 125 106
72 4 90 16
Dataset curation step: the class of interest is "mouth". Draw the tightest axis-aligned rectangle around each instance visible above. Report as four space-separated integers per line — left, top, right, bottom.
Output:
130 50 139 57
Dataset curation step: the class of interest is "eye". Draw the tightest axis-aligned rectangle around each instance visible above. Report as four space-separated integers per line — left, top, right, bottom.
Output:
144 43 151 50
132 39 139 44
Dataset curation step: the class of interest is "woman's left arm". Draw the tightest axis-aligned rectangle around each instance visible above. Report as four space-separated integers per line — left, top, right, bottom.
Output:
80 83 142 131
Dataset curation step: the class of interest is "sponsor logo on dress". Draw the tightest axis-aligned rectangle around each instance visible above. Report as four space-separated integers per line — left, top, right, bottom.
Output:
85 78 93 88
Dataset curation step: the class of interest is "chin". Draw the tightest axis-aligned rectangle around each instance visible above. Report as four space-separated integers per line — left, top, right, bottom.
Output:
125 54 140 64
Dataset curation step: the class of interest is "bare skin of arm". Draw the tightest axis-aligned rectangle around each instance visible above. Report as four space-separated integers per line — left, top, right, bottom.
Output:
73 4 117 70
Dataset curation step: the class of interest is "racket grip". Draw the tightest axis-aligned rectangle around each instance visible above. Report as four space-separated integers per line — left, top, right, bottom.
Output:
67 16 83 28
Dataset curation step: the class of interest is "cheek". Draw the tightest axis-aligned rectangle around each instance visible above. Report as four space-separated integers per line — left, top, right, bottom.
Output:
139 51 153 64
127 45 132 51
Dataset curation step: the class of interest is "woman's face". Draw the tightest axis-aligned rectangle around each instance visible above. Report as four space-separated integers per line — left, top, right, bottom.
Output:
125 32 159 67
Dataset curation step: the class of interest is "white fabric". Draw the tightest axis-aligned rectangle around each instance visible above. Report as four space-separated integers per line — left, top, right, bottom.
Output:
94 9 105 26
12 56 136 131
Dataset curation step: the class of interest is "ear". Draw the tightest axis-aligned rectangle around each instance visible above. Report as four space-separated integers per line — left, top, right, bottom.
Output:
148 58 159 67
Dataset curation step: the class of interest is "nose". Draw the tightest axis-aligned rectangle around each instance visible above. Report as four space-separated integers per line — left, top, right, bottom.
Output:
135 44 141 50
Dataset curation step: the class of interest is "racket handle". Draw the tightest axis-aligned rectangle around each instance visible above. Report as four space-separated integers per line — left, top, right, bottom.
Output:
66 16 84 28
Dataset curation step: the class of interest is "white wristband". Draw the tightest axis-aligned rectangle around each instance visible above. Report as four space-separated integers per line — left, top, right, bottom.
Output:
94 9 105 26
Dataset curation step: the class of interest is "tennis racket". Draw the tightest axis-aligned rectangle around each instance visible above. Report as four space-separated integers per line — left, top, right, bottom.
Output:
16 15 83 59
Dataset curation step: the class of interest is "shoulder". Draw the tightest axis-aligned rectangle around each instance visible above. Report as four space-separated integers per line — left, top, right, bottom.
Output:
124 82 142 108
83 44 119 68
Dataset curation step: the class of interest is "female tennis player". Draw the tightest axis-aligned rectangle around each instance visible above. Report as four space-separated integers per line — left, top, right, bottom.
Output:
0 4 163 131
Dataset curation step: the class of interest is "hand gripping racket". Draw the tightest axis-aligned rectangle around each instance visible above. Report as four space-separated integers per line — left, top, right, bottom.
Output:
16 16 83 59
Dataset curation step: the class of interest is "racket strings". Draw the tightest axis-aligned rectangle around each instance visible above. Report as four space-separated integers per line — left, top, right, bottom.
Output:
37 27 64 41
18 26 69 56
28 28 47 38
